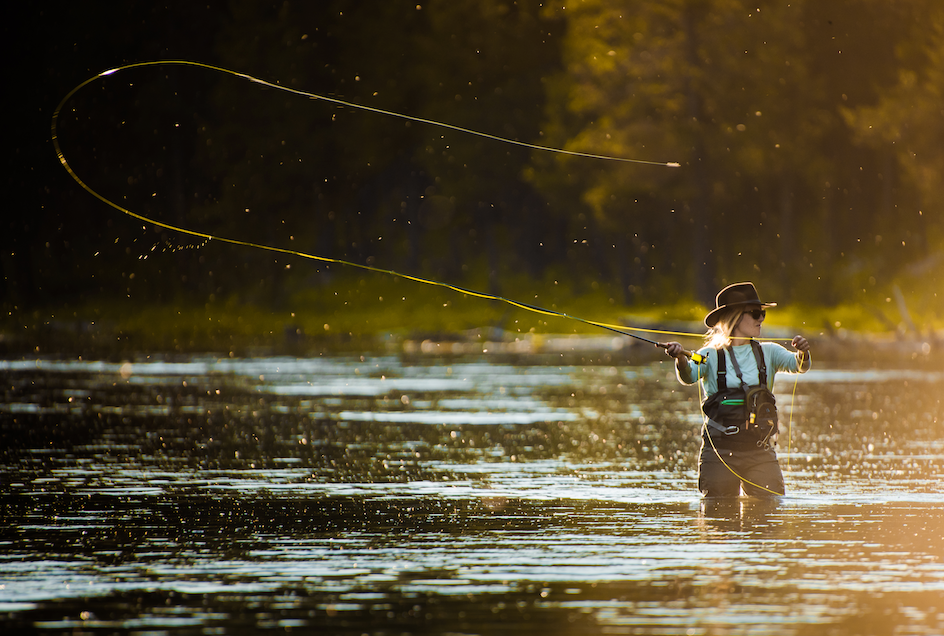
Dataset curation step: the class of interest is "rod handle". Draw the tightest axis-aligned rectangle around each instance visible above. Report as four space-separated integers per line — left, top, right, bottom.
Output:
656 342 706 364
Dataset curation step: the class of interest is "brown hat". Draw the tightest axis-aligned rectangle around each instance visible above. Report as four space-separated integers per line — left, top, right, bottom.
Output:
704 282 776 327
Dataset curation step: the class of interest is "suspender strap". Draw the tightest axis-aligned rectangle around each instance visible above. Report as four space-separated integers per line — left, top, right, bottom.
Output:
721 340 768 390
715 347 726 390
751 339 768 387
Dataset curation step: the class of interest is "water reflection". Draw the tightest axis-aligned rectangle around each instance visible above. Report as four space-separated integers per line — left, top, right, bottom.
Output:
1 352 943 634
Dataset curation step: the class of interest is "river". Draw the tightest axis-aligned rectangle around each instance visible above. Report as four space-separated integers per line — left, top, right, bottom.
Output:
1 350 942 634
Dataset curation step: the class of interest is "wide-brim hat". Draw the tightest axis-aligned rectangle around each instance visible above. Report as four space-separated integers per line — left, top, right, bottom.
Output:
704 282 776 327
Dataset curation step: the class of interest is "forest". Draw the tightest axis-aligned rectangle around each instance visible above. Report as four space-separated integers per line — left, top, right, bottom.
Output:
10 0 944 329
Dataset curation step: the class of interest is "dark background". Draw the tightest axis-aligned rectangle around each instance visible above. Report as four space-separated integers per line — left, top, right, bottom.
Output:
7 1 942 320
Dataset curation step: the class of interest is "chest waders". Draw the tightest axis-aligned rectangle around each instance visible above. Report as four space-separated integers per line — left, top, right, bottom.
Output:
701 341 779 450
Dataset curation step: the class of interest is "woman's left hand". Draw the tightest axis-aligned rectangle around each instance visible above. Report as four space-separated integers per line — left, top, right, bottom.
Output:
792 335 810 353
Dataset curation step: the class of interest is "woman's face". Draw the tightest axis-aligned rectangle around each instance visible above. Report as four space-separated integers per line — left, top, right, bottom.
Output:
732 305 765 340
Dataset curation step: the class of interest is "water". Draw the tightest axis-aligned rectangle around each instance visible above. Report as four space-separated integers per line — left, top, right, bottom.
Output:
2 350 943 634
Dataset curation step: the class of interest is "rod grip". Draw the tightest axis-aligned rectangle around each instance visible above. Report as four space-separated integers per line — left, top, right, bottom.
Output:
656 343 705 364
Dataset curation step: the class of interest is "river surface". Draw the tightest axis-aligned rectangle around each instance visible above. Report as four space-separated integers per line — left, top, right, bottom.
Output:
1 350 942 634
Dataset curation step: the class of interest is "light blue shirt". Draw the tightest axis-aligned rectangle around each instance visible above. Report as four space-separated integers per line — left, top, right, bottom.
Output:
677 341 810 398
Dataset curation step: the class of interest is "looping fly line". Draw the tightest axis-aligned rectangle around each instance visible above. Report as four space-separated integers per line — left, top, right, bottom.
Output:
50 60 766 347
86 60 682 167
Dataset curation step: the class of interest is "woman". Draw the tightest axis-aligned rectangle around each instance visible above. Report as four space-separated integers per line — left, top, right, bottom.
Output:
663 282 811 498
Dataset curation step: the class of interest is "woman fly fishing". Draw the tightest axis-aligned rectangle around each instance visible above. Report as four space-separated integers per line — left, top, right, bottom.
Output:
663 282 811 497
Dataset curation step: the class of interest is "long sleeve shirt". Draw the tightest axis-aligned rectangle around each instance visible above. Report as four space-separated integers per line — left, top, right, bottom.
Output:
676 341 811 400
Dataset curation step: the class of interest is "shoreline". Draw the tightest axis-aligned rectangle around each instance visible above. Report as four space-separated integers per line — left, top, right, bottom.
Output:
1 314 938 367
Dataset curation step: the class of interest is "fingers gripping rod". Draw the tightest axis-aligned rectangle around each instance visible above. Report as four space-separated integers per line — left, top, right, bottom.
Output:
655 342 706 364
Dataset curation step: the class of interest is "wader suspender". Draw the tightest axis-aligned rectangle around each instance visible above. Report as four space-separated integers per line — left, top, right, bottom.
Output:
727 340 767 393
705 341 768 437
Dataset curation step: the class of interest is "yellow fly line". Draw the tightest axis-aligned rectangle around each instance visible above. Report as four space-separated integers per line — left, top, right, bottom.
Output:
54 60 809 491
56 60 681 167
51 60 795 350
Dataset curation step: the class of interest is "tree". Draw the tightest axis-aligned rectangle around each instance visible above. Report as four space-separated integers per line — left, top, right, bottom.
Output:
843 3 944 268
532 0 836 304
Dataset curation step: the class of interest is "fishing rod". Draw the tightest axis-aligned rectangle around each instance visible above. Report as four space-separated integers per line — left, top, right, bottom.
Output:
432 285 706 362
544 312 705 362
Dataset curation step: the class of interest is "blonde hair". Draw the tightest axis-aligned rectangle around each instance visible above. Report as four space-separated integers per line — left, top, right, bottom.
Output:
705 307 744 350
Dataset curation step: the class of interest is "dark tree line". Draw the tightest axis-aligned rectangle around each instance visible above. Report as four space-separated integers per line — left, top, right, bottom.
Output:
9 0 944 313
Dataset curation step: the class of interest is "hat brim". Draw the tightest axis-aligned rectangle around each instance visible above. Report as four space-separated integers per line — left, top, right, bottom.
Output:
704 300 777 327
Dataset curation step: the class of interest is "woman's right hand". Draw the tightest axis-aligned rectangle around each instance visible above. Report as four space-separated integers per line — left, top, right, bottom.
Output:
662 341 687 359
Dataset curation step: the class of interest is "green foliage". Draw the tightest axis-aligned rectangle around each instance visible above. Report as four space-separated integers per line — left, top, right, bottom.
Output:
528 0 942 310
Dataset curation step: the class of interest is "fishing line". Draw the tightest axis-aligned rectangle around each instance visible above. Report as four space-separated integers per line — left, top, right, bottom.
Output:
785 359 803 473
51 60 706 348
56 60 682 167
52 62 796 353
54 60 810 490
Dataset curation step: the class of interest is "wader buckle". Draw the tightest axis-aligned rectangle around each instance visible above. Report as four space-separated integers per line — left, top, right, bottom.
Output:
707 419 740 436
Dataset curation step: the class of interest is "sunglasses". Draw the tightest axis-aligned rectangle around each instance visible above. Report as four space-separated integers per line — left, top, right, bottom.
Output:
745 308 766 320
